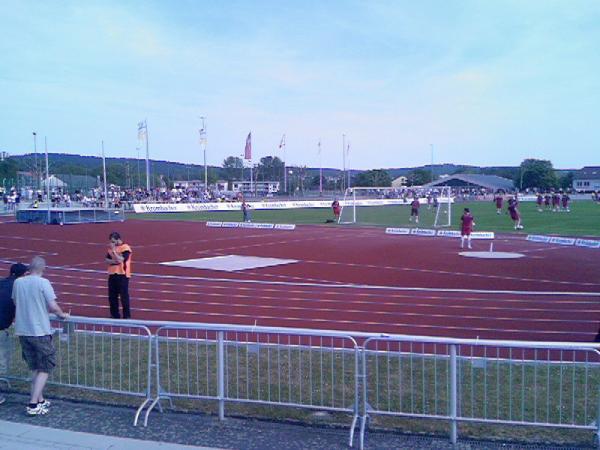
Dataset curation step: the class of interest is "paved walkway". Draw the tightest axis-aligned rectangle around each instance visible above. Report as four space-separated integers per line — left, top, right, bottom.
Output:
0 419 219 449
0 392 591 449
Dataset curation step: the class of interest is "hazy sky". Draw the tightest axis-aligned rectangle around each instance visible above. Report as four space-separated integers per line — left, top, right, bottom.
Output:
1 0 599 169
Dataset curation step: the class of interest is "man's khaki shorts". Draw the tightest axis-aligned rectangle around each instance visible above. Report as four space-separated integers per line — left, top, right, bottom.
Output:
19 335 56 372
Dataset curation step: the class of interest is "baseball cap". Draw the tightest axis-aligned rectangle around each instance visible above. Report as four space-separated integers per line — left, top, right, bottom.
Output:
10 263 28 277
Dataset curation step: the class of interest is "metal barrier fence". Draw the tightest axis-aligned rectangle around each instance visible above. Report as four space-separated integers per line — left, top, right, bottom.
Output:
147 324 360 446
360 336 600 449
15 207 125 224
3 316 600 449
4 317 153 425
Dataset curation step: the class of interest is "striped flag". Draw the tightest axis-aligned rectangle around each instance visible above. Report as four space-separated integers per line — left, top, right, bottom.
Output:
244 132 252 160
137 120 147 140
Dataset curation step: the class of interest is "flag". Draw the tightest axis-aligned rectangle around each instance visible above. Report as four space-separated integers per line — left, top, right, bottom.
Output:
318 140 321 155
278 134 285 149
199 127 207 145
244 132 252 160
346 142 350 155
137 121 147 140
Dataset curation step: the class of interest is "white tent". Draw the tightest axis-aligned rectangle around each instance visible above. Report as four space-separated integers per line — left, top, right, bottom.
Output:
42 175 67 189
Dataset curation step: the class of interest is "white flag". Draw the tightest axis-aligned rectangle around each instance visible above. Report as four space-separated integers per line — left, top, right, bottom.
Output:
137 121 147 140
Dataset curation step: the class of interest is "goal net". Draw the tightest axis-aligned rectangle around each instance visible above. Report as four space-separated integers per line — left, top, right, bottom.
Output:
338 186 453 227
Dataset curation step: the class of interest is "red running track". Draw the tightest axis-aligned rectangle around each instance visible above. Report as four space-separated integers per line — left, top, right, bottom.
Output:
1 219 599 342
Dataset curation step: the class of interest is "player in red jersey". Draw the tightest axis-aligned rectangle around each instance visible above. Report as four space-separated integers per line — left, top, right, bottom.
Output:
331 199 341 222
494 193 504 214
460 208 475 249
409 197 420 224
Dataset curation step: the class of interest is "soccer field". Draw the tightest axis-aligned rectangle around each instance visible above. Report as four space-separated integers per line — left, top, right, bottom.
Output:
134 200 600 237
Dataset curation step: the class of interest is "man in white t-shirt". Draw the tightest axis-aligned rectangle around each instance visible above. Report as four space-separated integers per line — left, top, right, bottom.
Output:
12 256 69 416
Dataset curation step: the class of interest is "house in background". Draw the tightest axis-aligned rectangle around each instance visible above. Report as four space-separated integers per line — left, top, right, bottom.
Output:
573 166 600 192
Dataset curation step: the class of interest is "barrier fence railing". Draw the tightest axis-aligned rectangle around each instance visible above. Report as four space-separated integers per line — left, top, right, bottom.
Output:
3 316 153 425
3 316 600 449
146 324 360 446
360 335 600 449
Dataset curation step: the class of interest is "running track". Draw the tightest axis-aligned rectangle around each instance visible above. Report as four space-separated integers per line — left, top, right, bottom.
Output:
1 219 599 342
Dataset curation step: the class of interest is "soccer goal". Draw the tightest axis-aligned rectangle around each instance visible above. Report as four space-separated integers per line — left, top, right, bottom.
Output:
338 186 453 227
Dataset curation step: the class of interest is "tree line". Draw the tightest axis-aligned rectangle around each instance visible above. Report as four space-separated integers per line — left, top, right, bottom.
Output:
1 153 577 191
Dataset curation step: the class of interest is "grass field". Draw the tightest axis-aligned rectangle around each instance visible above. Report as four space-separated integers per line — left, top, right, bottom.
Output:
134 200 600 237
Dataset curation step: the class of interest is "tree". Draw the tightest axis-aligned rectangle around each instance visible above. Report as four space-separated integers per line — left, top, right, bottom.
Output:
353 169 392 187
516 159 558 190
257 156 284 182
406 169 433 186
559 172 574 190
222 156 244 181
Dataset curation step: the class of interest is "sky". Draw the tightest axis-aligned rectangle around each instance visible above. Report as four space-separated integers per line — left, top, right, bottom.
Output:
0 0 599 170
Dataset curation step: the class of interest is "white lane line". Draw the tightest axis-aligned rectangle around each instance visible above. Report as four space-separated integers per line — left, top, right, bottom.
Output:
54 282 600 318
52 279 600 310
33 263 600 297
60 301 596 337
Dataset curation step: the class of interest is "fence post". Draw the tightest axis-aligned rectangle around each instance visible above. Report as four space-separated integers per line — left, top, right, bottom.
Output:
450 344 458 444
217 331 225 420
596 380 600 449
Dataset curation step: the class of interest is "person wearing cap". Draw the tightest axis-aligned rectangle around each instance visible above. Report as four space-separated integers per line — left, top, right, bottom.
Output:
0 263 28 405
12 256 69 415
105 232 132 319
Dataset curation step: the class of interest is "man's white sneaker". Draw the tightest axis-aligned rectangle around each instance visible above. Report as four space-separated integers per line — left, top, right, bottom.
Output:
26 403 48 416
38 399 51 410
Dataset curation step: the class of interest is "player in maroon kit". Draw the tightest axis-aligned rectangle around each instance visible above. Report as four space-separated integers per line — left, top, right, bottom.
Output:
409 197 420 224
508 198 523 229
552 192 560 212
536 193 543 212
494 193 504 214
561 192 571 212
460 208 475 249
544 193 551 210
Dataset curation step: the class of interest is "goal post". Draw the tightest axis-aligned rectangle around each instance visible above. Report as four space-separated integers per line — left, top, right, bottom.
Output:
337 185 453 227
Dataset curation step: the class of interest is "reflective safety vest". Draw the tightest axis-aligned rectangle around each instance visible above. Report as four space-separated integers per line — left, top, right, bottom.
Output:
107 243 132 278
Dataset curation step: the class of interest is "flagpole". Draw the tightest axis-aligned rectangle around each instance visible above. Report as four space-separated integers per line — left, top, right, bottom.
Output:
44 137 50 224
430 144 434 183
282 135 287 196
102 140 108 209
200 116 207 190
319 140 323 196
32 132 38 190
250 161 253 197
347 141 351 189
145 120 150 192
342 134 346 192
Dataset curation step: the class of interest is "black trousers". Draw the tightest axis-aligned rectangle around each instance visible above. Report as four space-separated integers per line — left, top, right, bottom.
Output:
108 274 130 319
